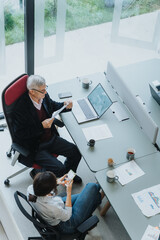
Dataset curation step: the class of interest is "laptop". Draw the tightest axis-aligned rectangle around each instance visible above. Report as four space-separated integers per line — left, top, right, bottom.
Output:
72 83 113 123
149 83 160 105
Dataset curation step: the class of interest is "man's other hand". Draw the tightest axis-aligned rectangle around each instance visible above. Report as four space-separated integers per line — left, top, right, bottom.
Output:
64 100 73 109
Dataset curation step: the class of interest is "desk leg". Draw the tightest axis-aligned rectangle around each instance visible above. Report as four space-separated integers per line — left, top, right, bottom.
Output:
100 201 111 216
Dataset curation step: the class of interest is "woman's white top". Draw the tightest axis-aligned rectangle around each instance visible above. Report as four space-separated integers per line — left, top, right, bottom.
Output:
27 185 72 226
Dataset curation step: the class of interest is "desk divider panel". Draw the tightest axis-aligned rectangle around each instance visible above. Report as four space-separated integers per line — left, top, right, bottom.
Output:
106 61 159 144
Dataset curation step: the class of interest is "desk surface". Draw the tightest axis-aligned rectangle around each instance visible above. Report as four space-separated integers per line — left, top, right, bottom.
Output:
117 58 160 145
95 152 160 240
48 72 157 172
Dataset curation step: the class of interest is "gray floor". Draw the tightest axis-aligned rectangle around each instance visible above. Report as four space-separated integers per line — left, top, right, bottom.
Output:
0 223 8 240
0 123 130 240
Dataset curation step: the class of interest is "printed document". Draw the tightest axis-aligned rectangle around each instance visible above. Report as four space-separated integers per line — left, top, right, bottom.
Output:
141 225 160 240
82 124 113 142
114 160 145 185
132 184 160 217
52 103 69 118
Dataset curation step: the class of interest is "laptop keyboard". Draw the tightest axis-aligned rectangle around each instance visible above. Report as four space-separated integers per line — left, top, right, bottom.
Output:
77 99 96 119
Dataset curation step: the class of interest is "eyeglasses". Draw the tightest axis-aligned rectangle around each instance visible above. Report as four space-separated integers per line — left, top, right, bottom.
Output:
31 85 48 94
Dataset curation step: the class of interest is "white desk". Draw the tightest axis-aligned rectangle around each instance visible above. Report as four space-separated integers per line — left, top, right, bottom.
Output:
96 152 160 240
48 72 157 172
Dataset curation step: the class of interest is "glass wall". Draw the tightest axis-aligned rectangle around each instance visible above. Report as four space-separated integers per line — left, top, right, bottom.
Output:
111 0 160 50
65 0 114 31
0 0 5 75
35 0 66 67
0 0 24 80
1 0 160 84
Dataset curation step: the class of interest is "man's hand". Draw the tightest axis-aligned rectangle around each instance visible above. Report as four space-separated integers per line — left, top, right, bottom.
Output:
64 100 73 109
42 118 54 128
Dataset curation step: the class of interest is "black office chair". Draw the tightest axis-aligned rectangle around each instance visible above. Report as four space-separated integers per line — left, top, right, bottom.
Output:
14 191 99 240
2 74 61 186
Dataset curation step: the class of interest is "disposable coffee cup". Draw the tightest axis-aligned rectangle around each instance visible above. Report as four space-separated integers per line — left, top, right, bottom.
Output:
87 139 95 147
82 78 92 89
106 170 119 183
126 148 136 160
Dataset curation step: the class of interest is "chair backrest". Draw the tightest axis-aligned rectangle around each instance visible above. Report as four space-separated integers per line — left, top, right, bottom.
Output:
2 74 28 143
14 191 98 240
14 191 60 240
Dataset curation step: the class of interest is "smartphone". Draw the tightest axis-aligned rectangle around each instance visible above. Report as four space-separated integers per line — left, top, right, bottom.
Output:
63 170 76 185
67 170 76 180
58 92 72 99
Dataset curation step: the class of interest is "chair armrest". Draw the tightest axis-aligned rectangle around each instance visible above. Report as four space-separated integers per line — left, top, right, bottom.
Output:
77 215 99 234
53 118 64 128
12 143 30 157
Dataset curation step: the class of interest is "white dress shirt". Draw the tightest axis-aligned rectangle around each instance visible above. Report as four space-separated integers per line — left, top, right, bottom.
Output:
29 94 43 110
27 185 72 226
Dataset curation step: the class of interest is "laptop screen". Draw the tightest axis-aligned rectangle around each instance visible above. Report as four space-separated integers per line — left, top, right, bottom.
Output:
88 83 112 117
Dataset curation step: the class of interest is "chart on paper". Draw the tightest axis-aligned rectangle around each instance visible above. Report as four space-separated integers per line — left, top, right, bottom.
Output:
132 184 160 217
114 160 145 185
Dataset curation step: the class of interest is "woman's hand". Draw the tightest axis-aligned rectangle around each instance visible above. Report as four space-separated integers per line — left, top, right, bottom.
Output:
57 174 67 186
65 180 73 207
66 180 73 194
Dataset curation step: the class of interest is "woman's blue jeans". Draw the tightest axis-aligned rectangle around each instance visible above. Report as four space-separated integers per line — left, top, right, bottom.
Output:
58 183 101 234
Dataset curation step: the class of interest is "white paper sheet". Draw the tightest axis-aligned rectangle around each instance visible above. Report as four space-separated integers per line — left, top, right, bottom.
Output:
141 225 160 240
82 124 113 142
132 184 160 217
52 103 69 118
114 160 145 186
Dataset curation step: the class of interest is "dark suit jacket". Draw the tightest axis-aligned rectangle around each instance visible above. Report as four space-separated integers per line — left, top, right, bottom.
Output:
12 92 67 167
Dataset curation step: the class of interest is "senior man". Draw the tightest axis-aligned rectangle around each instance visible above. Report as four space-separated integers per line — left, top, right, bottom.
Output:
13 75 82 183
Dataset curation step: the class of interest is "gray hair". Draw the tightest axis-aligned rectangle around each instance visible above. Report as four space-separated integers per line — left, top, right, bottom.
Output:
27 75 46 90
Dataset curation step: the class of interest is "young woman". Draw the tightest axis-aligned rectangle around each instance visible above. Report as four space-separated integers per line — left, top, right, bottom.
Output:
27 171 102 234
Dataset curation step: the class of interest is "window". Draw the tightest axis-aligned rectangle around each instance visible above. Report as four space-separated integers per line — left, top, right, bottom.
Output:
111 0 160 50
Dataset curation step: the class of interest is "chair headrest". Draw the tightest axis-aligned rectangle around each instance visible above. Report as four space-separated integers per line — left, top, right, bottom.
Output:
5 75 28 106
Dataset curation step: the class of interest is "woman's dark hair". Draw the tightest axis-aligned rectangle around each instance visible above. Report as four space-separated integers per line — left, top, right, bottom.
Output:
28 194 37 202
33 171 57 197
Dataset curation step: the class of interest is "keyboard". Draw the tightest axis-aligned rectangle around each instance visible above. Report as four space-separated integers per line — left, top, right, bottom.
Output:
77 99 96 119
